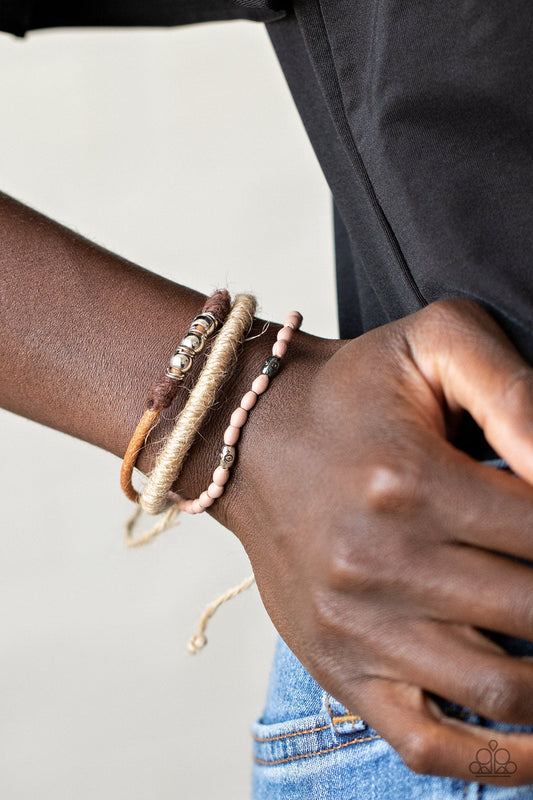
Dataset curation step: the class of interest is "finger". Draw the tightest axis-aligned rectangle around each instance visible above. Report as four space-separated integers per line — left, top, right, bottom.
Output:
408 299 533 484
420 542 533 643
381 620 533 726
353 676 533 784
410 432 533 562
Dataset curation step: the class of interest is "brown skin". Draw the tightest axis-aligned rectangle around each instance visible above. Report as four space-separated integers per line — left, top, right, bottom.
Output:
3 191 533 784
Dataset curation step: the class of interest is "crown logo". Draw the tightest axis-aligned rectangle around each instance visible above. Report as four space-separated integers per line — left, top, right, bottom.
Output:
469 739 517 776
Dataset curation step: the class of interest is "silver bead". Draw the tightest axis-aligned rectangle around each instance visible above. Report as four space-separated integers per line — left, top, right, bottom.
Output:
181 332 204 353
169 350 193 373
261 356 281 378
176 343 196 358
219 445 236 469
192 312 218 336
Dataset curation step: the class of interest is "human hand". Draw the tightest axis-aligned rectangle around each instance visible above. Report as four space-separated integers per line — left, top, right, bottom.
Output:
4 185 533 782
207 298 533 784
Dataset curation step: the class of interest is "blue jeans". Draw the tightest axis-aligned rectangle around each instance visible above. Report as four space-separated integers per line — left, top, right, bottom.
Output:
252 461 533 799
252 639 533 800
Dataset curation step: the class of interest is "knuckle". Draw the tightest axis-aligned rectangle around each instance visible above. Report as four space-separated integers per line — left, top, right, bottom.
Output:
324 537 375 593
324 553 357 592
399 729 438 775
476 670 528 722
418 298 490 346
500 369 533 416
311 587 344 636
360 460 422 515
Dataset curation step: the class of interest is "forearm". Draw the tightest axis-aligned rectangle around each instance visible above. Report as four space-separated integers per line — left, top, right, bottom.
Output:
0 191 210 457
0 190 331 517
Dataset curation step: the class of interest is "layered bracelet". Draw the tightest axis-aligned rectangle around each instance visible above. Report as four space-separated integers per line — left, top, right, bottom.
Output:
177 310 302 514
121 293 302 540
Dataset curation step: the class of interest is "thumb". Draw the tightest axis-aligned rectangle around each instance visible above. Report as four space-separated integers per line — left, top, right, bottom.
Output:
405 299 533 483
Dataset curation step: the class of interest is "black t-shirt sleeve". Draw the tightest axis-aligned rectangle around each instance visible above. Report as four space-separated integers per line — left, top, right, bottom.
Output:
0 0 287 36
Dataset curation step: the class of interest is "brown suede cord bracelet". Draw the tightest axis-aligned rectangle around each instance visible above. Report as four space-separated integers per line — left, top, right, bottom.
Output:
120 289 231 503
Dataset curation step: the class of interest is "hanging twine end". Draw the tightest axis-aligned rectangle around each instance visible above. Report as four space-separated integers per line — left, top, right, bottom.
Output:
187 633 207 655
186 572 255 656
124 504 181 548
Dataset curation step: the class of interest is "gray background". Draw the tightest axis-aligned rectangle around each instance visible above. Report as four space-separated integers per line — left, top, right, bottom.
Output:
0 19 336 800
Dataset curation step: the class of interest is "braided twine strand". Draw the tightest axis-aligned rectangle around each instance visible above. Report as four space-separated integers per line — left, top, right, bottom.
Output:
139 293 257 517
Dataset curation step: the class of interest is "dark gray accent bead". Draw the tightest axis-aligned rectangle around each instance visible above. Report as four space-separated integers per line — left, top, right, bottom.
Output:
219 445 236 469
261 356 281 378
175 343 196 358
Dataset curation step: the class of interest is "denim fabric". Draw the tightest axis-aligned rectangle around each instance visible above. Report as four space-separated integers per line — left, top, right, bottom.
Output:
252 639 533 799
252 460 533 798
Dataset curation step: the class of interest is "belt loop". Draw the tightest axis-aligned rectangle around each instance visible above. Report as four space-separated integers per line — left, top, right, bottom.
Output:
323 693 367 736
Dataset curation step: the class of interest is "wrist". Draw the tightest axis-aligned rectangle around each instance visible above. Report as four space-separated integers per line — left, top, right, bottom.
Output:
176 319 341 538
134 301 342 537
169 315 279 518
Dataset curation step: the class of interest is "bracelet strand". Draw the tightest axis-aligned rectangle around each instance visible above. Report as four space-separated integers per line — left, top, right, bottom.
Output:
120 289 231 503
